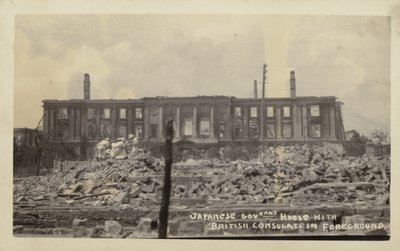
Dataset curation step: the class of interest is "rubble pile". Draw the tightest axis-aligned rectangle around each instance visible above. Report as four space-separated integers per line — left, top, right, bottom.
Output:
14 145 390 208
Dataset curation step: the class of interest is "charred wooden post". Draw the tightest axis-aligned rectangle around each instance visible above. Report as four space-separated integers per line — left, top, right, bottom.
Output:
158 118 174 238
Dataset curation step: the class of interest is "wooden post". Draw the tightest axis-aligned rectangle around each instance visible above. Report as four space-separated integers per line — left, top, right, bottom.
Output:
158 118 174 239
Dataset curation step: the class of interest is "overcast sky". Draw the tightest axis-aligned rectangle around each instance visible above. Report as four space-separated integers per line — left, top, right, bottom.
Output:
14 14 390 137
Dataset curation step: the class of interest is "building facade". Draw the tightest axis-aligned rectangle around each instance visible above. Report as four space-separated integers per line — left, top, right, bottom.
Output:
42 73 345 160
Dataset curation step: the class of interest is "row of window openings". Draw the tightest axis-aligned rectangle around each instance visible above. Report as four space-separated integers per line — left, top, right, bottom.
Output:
147 119 322 139
234 105 321 118
56 108 143 120
57 106 321 120
58 122 321 140
233 122 322 139
149 119 212 138
61 124 145 140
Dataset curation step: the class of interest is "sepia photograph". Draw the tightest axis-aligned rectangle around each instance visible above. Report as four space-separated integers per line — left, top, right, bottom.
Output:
10 12 392 241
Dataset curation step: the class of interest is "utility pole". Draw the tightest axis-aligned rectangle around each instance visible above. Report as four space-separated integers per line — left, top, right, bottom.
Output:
260 64 267 157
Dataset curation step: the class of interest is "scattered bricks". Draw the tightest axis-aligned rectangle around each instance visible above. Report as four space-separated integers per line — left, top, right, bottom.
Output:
104 220 123 237
141 183 154 193
105 182 119 188
73 226 90 237
243 167 262 177
365 194 376 200
155 187 163 200
82 179 96 194
211 186 222 196
152 177 164 186
146 193 158 203
274 196 284 203
23 228 54 235
65 200 74 205
137 218 152 233
16 196 29 202
72 218 87 227
139 193 148 200
126 176 151 183
80 172 96 180
113 191 128 204
129 186 141 198
171 197 206 206
33 196 45 201
90 225 106 238
376 193 390 205
110 172 120 182
129 198 143 207
239 185 248 195
13 225 24 234
52 228 73 236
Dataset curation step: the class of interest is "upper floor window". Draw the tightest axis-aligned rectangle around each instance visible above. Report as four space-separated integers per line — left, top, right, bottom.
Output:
310 124 321 138
311 105 320 117
249 120 259 138
150 124 158 138
283 106 291 118
57 107 68 119
119 108 126 119
219 123 225 138
234 107 242 117
250 107 258 118
135 108 143 119
183 118 193 136
266 106 274 118
135 124 143 139
200 118 210 136
88 108 95 119
103 108 111 119
234 123 243 138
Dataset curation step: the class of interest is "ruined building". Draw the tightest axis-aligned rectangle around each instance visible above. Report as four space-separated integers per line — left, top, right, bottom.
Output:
42 72 345 160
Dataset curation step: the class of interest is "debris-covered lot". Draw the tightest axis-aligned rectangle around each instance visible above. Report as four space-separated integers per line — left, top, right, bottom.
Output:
13 145 390 238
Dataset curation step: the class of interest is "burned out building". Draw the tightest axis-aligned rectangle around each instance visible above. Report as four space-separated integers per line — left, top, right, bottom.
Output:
41 73 345 160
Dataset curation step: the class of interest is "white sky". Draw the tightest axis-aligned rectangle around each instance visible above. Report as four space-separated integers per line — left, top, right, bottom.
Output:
14 14 390 137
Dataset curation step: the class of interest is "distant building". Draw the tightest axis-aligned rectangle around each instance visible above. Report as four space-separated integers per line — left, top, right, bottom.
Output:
366 141 390 157
41 72 345 160
13 128 39 169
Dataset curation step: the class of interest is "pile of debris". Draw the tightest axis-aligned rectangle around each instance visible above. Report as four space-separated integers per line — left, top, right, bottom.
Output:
14 145 390 208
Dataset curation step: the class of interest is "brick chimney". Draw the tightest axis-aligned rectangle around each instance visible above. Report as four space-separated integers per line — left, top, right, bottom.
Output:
254 80 258 98
290 71 296 98
84 73 90 100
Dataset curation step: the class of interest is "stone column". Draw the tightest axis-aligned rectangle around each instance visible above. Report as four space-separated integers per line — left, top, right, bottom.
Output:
193 105 198 138
81 106 88 140
127 108 133 136
330 105 336 138
210 105 215 138
159 105 164 139
96 108 101 139
49 108 55 138
322 106 330 138
302 105 308 139
243 106 249 139
75 109 81 139
43 108 49 134
293 103 302 139
69 108 75 140
144 106 150 140
111 108 116 139
276 106 282 139
176 105 181 138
